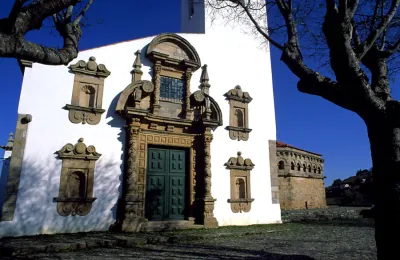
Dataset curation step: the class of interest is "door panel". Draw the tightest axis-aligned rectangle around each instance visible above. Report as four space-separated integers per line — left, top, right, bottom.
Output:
146 148 186 221
169 150 185 173
148 149 167 173
145 175 165 220
169 176 185 219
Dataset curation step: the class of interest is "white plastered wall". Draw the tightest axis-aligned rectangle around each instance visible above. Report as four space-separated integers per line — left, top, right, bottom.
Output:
0 7 279 238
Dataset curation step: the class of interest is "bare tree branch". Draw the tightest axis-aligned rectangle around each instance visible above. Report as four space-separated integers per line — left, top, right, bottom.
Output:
0 0 95 65
232 0 284 50
4 0 29 34
349 0 360 18
357 0 400 59
73 0 94 26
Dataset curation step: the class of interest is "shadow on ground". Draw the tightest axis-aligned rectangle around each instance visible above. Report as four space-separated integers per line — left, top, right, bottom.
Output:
291 219 374 228
138 243 316 260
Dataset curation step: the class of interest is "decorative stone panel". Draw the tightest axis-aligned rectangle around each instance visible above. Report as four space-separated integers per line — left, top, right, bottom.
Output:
54 138 101 216
224 152 255 213
224 85 252 141
65 57 111 125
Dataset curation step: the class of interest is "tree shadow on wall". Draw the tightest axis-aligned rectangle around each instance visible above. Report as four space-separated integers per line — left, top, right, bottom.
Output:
105 91 126 230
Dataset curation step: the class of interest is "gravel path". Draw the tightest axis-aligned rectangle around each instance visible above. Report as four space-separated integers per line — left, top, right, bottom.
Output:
4 221 376 260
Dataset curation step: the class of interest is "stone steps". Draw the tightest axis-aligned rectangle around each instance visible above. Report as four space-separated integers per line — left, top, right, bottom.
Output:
141 220 204 232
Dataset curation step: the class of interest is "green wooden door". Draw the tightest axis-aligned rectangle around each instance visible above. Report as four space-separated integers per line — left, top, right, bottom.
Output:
146 148 186 221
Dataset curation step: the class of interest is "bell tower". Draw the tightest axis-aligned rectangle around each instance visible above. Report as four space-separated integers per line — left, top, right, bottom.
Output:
180 0 205 34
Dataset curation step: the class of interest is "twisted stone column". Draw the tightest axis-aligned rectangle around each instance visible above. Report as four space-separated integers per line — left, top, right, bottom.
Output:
185 68 194 119
152 61 162 114
203 128 218 227
122 118 143 232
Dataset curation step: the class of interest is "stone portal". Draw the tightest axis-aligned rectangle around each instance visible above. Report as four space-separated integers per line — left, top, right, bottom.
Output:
115 33 223 232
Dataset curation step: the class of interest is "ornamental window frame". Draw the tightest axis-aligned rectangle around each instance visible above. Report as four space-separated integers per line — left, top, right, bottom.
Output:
54 138 101 216
224 152 255 213
224 85 252 141
65 56 110 125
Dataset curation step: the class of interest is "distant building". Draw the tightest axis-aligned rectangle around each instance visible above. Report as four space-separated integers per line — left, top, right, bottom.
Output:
276 141 326 210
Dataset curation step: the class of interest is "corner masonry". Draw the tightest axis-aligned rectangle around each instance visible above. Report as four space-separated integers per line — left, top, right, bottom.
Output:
1 114 32 221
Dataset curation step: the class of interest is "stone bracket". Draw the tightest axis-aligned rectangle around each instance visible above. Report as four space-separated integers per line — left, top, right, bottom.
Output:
227 198 255 213
64 104 105 125
225 126 252 141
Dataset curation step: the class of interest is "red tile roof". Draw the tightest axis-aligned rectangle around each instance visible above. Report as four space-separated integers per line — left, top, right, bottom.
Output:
276 141 322 156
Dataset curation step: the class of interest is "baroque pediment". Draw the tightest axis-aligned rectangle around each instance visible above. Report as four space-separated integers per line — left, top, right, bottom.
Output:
56 138 101 160
70 57 110 78
224 85 252 103
224 152 255 170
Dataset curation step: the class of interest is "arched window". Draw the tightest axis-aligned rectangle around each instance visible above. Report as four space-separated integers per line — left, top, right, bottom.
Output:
236 178 246 199
297 163 301 171
303 164 306 172
278 161 285 170
80 85 96 108
318 167 321 174
308 165 312 173
67 171 87 198
235 108 244 128
291 162 295 170
313 166 317 173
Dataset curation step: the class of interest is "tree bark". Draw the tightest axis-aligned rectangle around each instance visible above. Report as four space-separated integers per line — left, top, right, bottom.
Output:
0 0 94 65
367 119 400 259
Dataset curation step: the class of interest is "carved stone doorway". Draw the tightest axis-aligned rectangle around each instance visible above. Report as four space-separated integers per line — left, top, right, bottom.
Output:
114 33 223 232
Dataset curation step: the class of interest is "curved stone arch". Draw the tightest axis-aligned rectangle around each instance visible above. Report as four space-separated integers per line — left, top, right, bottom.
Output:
312 163 318 173
146 33 201 70
290 161 296 170
277 160 285 170
115 80 154 112
208 96 223 126
296 161 302 171
307 163 312 173
317 165 324 174
277 156 289 165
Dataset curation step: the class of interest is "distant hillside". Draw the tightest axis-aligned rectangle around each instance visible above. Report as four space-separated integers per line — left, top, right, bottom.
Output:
325 169 373 206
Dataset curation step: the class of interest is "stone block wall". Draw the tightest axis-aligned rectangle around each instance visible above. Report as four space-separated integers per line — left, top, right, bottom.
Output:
279 177 326 210
281 206 369 223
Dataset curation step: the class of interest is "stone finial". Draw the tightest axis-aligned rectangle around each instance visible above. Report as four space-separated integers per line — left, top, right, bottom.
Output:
70 56 111 78
131 50 143 82
0 133 14 151
199 64 210 95
6 133 14 147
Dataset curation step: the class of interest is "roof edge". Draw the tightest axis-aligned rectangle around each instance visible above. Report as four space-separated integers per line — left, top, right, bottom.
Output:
276 141 322 157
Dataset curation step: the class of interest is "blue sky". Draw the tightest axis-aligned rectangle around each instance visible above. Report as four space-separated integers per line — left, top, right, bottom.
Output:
1 0 391 187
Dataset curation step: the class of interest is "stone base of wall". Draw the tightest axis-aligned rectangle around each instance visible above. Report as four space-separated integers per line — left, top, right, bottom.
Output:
281 206 371 223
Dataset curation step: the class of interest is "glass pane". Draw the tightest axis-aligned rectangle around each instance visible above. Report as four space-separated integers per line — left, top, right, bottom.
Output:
160 76 185 101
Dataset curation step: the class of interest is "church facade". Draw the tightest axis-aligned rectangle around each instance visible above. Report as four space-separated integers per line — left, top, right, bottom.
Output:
0 1 281 237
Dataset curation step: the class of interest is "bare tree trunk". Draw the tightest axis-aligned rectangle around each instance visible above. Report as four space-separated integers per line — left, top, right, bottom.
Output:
367 121 400 259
